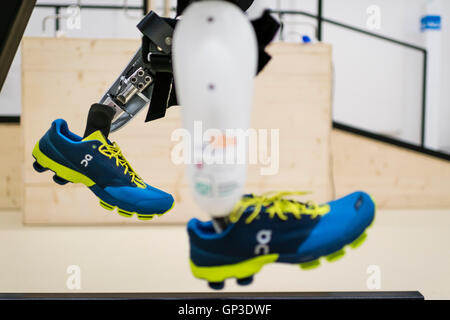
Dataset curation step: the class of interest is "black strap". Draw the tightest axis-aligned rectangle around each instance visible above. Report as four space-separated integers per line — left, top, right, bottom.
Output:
83 103 115 139
145 72 173 122
176 0 255 16
137 12 174 54
176 0 190 16
251 10 280 74
138 11 177 122
167 79 178 107
143 7 279 123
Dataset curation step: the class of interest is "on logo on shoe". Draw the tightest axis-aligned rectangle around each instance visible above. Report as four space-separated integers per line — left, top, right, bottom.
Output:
254 230 272 255
80 154 93 167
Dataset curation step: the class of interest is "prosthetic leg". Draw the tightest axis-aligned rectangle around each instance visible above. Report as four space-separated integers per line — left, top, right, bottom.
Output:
84 13 177 137
32 1 378 289
83 0 278 139
173 0 257 231
168 2 377 291
81 1 279 229
83 0 258 138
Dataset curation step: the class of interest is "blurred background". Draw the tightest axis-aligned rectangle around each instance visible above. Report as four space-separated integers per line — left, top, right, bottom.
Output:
0 0 449 298
2 0 449 154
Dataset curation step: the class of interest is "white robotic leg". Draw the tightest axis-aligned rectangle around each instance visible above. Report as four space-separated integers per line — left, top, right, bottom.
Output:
173 1 257 229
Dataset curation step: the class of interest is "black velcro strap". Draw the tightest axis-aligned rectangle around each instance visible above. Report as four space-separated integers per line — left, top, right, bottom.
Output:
144 6 279 123
83 103 115 139
176 0 190 16
176 0 254 16
168 79 178 107
137 11 174 54
145 72 173 122
256 50 271 74
251 10 280 74
232 0 254 12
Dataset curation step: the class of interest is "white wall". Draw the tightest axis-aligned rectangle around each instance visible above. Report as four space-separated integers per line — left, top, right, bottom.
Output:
249 0 449 151
325 0 426 146
439 1 450 152
323 0 449 150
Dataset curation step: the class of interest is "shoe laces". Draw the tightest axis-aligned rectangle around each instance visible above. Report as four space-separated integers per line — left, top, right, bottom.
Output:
229 191 329 224
98 142 146 189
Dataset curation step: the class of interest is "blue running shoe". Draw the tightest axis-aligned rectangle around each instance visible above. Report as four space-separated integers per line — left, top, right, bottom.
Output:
187 191 375 289
32 119 174 220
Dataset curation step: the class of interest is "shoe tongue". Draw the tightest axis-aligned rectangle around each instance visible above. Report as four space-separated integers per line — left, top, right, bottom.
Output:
82 130 109 145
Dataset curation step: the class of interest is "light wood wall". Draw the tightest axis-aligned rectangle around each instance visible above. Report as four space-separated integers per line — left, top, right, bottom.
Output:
8 124 448 214
0 124 22 209
19 38 333 224
1 38 448 223
333 130 450 208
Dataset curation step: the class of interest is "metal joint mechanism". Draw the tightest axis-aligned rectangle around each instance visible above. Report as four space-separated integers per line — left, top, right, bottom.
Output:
99 9 176 132
116 67 153 105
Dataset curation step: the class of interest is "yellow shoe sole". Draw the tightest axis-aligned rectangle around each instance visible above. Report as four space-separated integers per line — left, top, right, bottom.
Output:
191 208 375 289
33 141 174 221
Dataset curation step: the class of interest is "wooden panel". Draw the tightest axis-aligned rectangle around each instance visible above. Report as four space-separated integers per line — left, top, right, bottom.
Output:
145 0 154 12
0 124 22 209
22 38 333 224
248 43 333 198
332 129 450 208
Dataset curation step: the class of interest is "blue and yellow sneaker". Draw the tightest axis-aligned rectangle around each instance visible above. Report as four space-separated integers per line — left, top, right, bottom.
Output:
187 191 375 289
32 119 174 220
